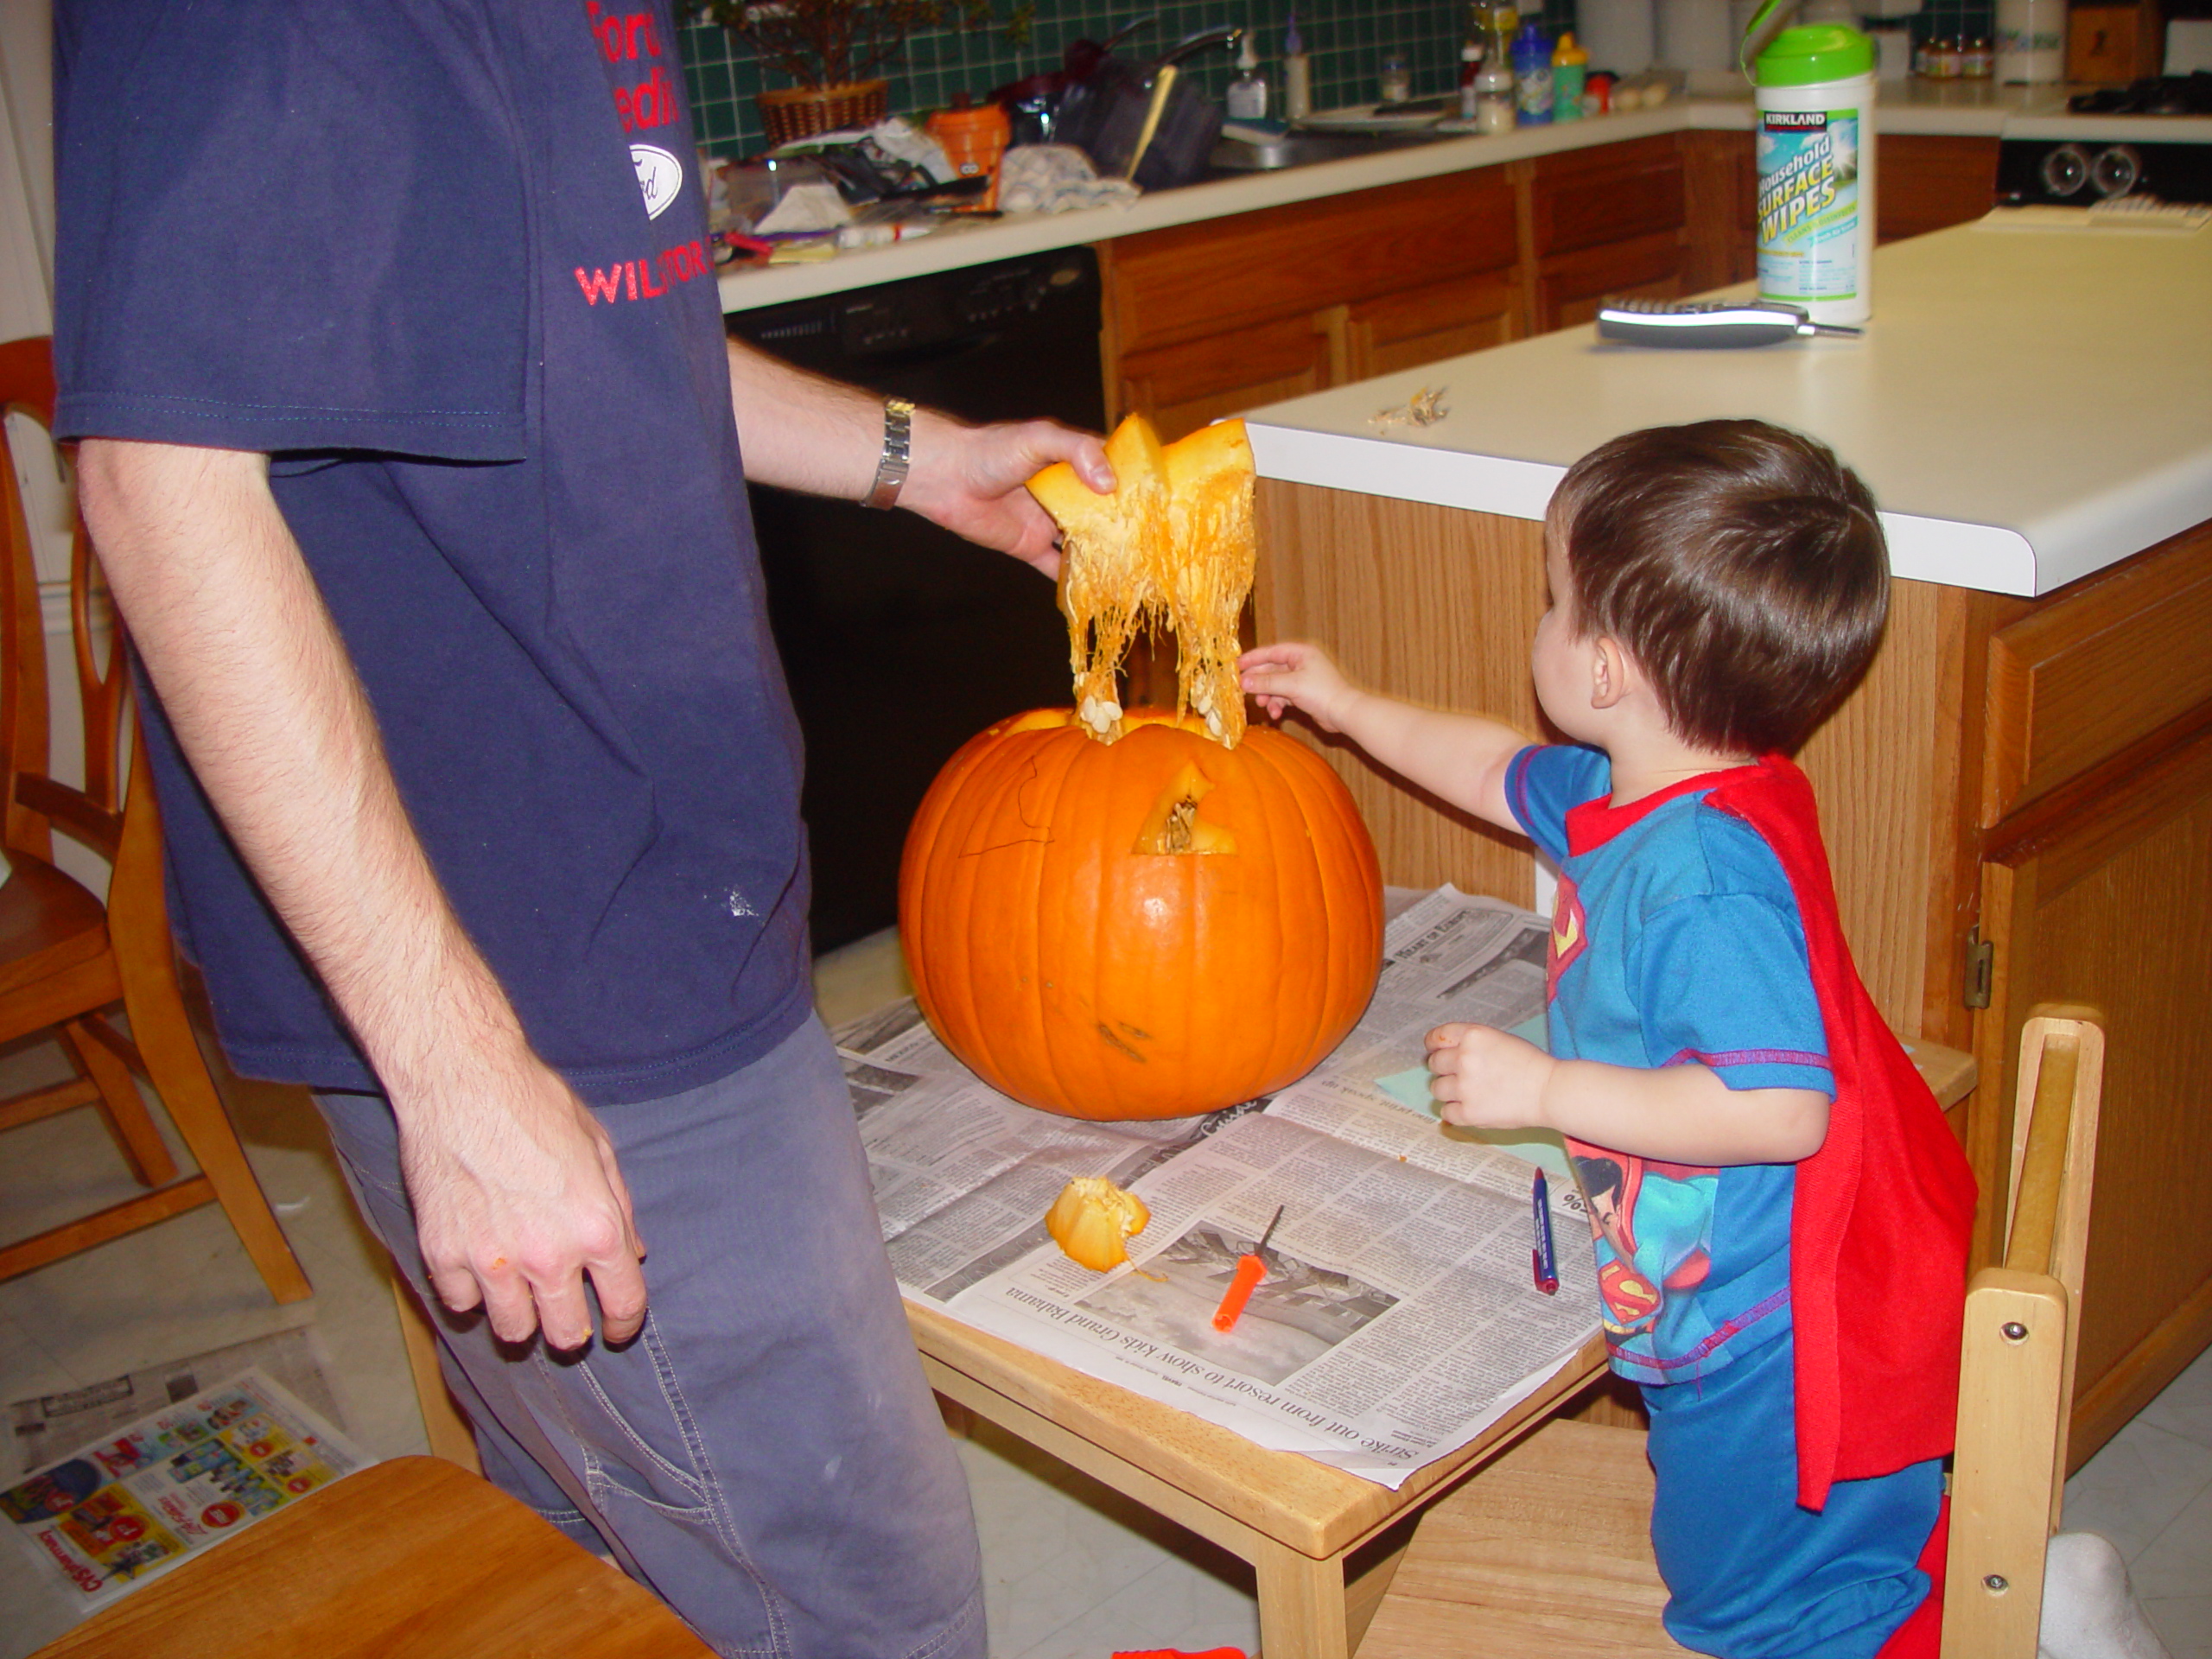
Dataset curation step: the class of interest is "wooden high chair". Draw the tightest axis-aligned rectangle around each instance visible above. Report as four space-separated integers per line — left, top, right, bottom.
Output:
1357 1011 2107 1658
0 334 308 1303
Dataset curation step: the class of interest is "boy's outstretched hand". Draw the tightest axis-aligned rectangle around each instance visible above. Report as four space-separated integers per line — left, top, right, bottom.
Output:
1426 1021 1556 1131
1240 641 1357 730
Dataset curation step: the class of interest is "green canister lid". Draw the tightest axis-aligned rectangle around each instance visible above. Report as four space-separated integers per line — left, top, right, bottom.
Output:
1753 21 1875 84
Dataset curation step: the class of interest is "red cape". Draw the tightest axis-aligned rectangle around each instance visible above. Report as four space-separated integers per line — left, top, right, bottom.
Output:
1705 756 1977 1513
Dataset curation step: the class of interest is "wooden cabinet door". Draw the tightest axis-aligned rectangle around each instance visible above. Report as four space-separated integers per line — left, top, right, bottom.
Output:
1529 134 1691 333
1878 135 2000 245
1344 270 1522 382
1116 310 1334 441
1530 133 1688 258
1535 229 1690 333
1104 169 1520 361
1974 728 2212 1466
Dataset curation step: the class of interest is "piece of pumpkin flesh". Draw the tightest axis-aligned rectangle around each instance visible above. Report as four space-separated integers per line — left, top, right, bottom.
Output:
1027 415 1255 749
1029 415 1166 744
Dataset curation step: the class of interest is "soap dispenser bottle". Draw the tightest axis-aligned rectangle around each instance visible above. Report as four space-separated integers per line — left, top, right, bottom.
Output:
1227 32 1270 120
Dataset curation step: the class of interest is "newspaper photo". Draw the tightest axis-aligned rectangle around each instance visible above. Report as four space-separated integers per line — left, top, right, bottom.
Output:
2 1367 368 1611
839 887 1603 1490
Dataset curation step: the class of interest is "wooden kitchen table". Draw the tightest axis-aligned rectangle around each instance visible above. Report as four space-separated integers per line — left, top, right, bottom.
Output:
899 1044 1974 1659
907 1301 1606 1659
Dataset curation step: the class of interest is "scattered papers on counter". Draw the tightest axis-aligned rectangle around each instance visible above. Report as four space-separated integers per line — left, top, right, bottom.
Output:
837 887 1599 1490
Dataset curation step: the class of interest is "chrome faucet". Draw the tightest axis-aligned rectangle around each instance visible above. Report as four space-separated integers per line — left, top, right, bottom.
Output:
1150 24 1243 71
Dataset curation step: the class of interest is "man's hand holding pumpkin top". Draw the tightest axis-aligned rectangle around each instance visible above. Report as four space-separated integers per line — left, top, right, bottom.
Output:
723 335 1112 581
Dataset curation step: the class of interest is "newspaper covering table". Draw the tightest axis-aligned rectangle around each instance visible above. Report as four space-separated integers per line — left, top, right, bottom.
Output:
1 1368 367 1611
836 887 1601 1490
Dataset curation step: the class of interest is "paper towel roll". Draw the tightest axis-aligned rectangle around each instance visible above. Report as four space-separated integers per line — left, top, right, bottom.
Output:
1658 0 1734 73
1580 0 1657 74
1997 0 2064 81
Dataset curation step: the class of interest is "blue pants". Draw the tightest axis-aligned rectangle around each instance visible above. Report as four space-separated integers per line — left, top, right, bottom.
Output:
318 1015 985 1659
1643 1332 1941 1659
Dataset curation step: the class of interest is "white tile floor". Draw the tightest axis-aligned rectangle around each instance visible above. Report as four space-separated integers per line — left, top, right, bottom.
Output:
0 938 2205 1658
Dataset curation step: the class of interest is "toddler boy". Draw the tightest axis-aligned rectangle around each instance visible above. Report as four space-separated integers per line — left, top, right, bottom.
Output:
1241 420 1975 1659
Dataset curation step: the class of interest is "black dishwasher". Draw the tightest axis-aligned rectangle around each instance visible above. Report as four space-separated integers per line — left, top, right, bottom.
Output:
727 247 1104 955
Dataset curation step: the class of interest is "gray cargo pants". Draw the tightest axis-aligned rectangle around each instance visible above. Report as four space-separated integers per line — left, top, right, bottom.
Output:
316 1015 985 1659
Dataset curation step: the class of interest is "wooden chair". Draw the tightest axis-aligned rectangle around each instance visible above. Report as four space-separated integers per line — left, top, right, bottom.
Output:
31 1455 716 1658
1358 1012 2107 1658
0 334 308 1303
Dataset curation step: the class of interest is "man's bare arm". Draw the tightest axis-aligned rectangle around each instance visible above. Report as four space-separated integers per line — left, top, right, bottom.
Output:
77 440 646 1351
723 336 1111 575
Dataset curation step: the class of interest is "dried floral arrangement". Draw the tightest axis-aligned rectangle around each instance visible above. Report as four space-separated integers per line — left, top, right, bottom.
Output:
687 0 1033 90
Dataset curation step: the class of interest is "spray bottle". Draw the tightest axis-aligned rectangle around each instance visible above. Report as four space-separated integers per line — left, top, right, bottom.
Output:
1746 0 1877 326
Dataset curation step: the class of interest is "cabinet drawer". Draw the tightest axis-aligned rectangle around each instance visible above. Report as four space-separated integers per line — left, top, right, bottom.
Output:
1344 270 1522 380
1105 168 1518 356
1984 522 2212 825
1532 134 1687 258
1116 311 1333 440
1535 228 1688 332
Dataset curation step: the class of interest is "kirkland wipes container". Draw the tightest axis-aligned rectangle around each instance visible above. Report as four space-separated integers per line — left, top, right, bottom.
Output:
1750 6 1876 326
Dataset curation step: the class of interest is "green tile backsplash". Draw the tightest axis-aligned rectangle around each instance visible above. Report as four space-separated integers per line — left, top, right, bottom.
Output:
678 2 1575 158
677 0 2001 162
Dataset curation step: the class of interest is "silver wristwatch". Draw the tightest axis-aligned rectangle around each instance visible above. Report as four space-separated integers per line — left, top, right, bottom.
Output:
863 397 915 510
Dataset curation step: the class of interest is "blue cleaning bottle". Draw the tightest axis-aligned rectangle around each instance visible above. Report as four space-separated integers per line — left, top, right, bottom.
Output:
1511 22 1554 125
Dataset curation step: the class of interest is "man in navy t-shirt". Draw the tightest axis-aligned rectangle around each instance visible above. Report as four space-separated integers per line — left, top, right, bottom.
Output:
52 3 1110 1652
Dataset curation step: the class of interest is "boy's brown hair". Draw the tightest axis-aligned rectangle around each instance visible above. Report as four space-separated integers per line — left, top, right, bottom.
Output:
1548 419 1889 757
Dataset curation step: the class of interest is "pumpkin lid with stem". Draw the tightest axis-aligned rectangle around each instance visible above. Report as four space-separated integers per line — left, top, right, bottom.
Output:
1028 415 1255 749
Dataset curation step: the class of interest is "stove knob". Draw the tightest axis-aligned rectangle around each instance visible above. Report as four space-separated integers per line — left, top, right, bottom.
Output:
2091 144 2141 199
2040 143 2090 199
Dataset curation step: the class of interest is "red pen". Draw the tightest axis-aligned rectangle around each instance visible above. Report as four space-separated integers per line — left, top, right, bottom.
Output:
1212 1205 1286 1333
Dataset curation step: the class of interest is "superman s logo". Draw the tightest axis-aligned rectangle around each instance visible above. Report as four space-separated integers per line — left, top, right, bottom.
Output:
1547 876 1588 1001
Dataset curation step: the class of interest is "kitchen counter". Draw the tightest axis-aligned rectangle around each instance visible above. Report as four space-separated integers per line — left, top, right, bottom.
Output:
716 83 2212 314
1243 219 2212 598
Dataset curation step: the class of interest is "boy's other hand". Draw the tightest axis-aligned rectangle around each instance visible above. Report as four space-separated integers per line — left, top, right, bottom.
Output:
1425 1021 1555 1131
1239 641 1355 731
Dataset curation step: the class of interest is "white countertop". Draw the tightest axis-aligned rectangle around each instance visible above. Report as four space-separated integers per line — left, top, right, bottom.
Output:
716 82 2212 314
1242 219 2212 599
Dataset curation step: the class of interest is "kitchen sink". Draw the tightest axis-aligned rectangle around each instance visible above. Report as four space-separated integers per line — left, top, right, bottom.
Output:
1205 127 1452 175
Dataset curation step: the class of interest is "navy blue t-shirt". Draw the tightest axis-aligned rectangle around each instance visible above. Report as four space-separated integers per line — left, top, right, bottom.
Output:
52 0 812 1103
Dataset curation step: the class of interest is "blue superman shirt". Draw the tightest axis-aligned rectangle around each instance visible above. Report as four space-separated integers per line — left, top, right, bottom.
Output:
1507 745 1835 1386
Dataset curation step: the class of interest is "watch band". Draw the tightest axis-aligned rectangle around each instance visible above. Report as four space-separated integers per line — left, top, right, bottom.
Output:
863 397 915 510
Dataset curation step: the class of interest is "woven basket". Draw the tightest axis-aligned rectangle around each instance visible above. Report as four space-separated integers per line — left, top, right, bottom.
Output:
757 79 891 148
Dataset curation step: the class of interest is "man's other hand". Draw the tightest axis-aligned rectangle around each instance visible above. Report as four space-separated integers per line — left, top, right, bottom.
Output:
399 1053 648 1351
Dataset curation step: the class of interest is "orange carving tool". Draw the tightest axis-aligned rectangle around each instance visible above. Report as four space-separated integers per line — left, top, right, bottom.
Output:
1211 1205 1285 1333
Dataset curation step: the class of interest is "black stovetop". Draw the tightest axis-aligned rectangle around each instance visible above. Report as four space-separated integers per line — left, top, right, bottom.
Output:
2070 73 2212 117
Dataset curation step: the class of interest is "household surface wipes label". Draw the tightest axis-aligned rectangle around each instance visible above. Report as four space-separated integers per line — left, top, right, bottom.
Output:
1757 109 1861 303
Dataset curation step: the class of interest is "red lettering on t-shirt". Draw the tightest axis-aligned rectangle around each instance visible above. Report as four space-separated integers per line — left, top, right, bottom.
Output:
575 243 711 308
575 264 625 304
615 66 677 130
585 2 661 60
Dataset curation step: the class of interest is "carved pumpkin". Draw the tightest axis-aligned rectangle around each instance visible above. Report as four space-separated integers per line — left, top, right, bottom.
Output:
899 413 1383 1121
898 708 1383 1120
